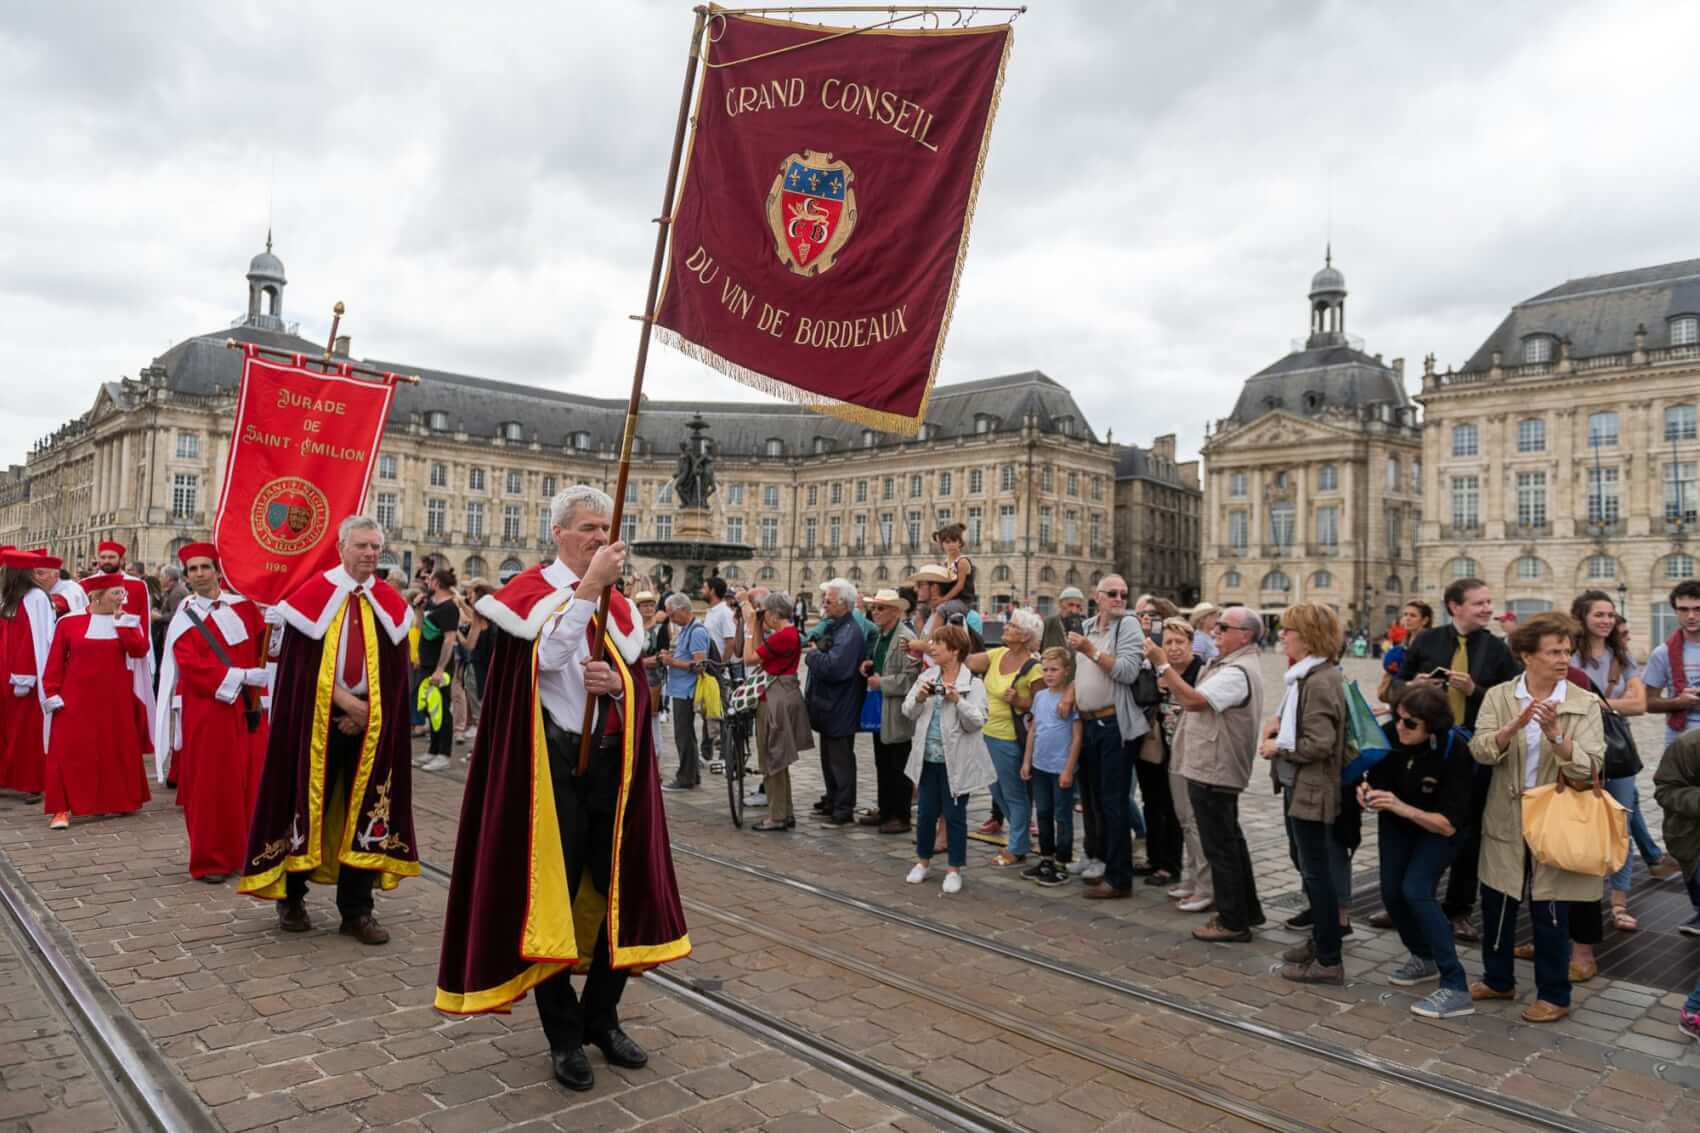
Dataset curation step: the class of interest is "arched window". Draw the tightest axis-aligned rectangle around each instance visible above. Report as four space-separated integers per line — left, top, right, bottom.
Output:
463 556 489 578
876 565 889 581
1065 568 1081 586
723 565 742 580
1671 315 1699 347
1311 570 1334 589
500 557 524 574
1446 557 1478 580
1522 336 1552 364
501 421 524 441
1039 566 1056 583
427 411 450 432
1221 570 1243 589
847 566 862 582
568 431 591 450
1260 570 1292 593
1385 575 1403 593
1513 556 1544 581
1451 423 1479 457
1665 553 1696 580
758 566 777 581
1318 464 1338 491
377 551 399 572
800 566 814 582
1583 555 1616 580
992 564 1013 582
765 437 785 456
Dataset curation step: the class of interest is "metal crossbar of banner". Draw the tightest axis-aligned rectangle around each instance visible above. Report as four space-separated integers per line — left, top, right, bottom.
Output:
222 302 421 387
572 2 1017 772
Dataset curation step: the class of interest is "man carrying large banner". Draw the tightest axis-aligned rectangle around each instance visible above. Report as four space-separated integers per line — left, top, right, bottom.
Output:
654 7 1014 431
213 345 397 607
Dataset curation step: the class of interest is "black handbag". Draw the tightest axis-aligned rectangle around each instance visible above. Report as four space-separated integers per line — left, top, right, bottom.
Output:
1599 702 1641 780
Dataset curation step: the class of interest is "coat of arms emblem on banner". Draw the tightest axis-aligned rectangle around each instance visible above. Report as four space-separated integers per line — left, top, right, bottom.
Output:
765 150 858 277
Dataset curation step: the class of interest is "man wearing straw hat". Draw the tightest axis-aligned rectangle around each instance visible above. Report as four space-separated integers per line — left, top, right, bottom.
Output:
863 588 921 834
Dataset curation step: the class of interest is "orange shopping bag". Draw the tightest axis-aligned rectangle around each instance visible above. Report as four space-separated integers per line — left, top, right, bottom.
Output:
1520 771 1628 878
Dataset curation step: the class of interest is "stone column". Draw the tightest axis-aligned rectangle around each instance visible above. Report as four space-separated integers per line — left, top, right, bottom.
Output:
119 431 134 514
1553 408 1575 537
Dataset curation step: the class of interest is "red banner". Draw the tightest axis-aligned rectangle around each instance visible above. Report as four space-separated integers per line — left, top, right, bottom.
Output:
653 11 1013 433
212 348 395 605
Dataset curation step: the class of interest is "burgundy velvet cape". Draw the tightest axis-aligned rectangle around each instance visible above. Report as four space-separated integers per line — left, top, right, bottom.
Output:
238 595 419 899
435 573 689 1016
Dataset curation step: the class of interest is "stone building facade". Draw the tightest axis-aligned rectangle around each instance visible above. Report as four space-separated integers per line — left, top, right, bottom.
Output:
3 242 1199 613
1199 254 1423 635
1113 435 1202 605
1418 258 1700 639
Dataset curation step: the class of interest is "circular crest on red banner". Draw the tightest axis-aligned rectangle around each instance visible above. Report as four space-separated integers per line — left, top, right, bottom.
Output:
766 150 858 277
249 476 331 556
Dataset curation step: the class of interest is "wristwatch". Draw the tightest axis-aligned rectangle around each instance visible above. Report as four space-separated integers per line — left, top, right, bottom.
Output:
1156 663 1172 677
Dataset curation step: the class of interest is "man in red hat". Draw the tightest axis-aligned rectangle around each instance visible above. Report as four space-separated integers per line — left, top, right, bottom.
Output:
1 550 54 799
24 549 81 615
85 539 155 712
238 516 418 944
41 572 153 828
154 543 271 882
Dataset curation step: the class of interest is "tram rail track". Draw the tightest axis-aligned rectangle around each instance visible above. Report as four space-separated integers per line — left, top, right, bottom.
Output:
0 852 211 1133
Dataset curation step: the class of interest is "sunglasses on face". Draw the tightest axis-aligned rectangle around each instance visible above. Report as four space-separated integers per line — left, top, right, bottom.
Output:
1395 715 1420 728
1100 589 1128 598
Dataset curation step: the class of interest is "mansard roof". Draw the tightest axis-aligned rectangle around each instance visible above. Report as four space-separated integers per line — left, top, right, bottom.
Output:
1463 257 1700 371
144 327 1100 455
1227 345 1410 427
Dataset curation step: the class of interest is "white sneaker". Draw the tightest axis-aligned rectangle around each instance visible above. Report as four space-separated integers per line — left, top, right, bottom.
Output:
1178 895 1215 913
421 755 451 772
743 792 769 809
1167 884 1195 900
1080 859 1106 881
905 863 930 885
942 871 962 895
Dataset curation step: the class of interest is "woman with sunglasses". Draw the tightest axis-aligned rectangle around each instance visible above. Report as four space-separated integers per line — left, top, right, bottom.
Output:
1360 683 1475 1017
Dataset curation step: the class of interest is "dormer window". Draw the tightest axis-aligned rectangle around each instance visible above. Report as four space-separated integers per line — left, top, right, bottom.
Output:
1522 336 1553 364
427 411 450 432
1055 415 1073 437
813 436 833 454
1302 390 1324 413
1672 315 1699 347
973 414 994 434
569 431 591 451
500 421 523 441
765 438 784 457
861 429 875 448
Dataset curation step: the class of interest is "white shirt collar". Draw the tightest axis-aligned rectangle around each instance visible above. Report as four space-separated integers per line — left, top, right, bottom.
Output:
543 558 581 589
328 565 376 594
1513 674 1568 703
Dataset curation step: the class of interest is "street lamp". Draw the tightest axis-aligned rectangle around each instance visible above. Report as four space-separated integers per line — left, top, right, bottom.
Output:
1616 580 1628 614
1362 581 1374 636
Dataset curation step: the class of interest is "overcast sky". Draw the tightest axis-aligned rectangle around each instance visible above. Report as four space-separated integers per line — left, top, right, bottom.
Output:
5 0 1699 470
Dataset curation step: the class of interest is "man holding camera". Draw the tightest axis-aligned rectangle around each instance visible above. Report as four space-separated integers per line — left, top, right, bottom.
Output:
659 594 712 790
1043 586 1086 650
1392 576 1520 940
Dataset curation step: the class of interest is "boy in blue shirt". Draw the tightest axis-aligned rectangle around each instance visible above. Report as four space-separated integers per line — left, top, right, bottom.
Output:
1022 647 1083 886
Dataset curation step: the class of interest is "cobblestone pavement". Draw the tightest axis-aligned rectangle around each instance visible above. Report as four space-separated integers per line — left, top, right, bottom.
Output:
1 650 1697 1132
0 887 122 1133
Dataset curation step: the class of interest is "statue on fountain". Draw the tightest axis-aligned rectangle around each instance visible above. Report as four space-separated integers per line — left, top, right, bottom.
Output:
671 417 717 510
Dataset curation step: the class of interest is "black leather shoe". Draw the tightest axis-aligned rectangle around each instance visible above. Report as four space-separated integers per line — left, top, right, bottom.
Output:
550 1046 594 1091
588 1026 648 1069
277 898 311 933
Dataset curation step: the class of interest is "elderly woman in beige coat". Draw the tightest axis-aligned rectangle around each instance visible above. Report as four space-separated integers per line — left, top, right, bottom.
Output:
1468 611 1604 1024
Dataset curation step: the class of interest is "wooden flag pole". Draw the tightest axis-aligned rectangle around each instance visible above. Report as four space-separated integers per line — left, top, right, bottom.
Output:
576 4 711 776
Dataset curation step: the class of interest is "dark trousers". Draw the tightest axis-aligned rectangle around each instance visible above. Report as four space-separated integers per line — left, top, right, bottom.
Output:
1087 721 1135 889
1442 767 1492 919
1482 882 1571 1008
915 761 967 867
1187 781 1263 931
1289 814 1344 967
1078 726 1103 862
820 734 856 819
1133 754 1181 876
285 726 375 919
1377 817 1465 992
872 736 911 824
534 717 628 1051
1031 769 1075 863
670 697 699 786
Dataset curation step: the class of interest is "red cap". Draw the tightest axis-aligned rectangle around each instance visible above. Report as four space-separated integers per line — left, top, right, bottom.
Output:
1 550 33 570
33 553 62 571
81 573 127 594
177 542 219 566
97 540 126 557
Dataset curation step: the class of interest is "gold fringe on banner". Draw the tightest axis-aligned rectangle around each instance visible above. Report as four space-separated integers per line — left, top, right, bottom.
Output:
656 13 1014 439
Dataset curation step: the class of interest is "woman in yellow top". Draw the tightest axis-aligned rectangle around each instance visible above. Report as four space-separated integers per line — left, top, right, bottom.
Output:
966 609 1045 866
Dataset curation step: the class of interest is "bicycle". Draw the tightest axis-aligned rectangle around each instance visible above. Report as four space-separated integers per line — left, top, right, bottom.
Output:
721 700 754 828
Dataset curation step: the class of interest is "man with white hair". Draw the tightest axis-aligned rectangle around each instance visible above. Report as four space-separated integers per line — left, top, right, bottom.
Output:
436 485 688 1092
238 516 419 946
805 577 868 825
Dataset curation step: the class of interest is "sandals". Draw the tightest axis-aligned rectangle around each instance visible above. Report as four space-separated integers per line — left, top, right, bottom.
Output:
751 818 794 832
992 852 1026 868
1610 905 1639 932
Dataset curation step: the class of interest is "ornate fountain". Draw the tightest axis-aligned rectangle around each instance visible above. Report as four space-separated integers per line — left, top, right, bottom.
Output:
631 414 752 594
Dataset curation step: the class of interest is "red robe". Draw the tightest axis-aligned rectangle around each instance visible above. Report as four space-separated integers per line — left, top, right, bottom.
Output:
435 562 689 1016
155 594 270 878
80 571 156 746
0 589 53 794
42 612 152 815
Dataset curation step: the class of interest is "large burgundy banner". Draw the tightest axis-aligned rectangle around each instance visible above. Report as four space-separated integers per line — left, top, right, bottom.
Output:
654 11 1013 433
212 347 395 605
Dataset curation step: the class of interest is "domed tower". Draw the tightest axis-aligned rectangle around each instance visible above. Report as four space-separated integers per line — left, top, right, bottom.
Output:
1306 244 1347 349
245 231 288 330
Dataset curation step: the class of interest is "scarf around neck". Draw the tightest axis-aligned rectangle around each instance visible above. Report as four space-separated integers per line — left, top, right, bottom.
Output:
1276 655 1327 753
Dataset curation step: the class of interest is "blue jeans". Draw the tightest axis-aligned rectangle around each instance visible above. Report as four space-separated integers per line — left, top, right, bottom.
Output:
1031 769 1076 863
1288 815 1344 966
985 737 1030 856
1482 883 1571 1007
1083 718 1134 889
915 761 967 868
1378 816 1466 992
1604 775 1665 892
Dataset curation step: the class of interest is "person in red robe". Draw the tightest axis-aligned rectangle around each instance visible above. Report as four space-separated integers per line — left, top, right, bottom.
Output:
435 485 689 1093
238 516 418 945
41 572 152 829
0 550 55 800
154 543 272 883
82 540 154 742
